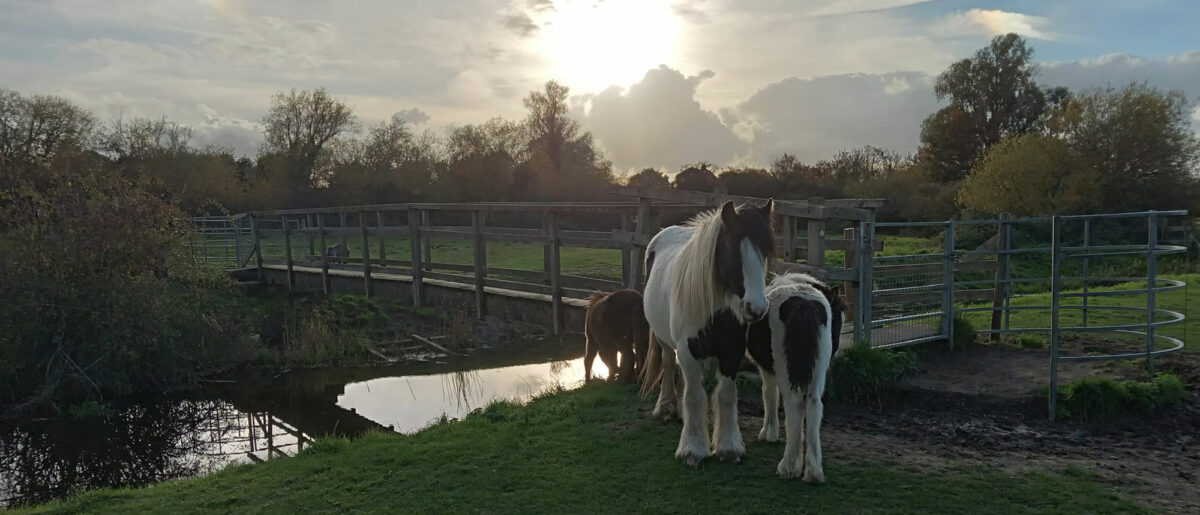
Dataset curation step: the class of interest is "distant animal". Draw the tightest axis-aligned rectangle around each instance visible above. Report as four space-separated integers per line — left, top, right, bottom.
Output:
745 273 845 482
584 289 650 383
638 199 775 466
325 242 349 263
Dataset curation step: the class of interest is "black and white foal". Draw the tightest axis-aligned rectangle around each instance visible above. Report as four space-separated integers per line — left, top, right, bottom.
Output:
746 273 845 482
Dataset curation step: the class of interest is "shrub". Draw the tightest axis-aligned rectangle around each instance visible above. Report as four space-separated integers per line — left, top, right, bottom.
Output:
1017 334 1047 349
952 314 977 348
1052 373 1187 422
829 341 918 404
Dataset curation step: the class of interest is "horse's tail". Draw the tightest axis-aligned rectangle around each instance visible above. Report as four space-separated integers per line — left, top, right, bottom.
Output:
586 291 607 309
637 331 662 399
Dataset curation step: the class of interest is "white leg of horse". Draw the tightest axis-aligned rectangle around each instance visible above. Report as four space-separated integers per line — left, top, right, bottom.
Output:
674 351 709 466
652 346 678 421
711 373 745 462
801 392 826 483
758 371 780 442
777 388 805 478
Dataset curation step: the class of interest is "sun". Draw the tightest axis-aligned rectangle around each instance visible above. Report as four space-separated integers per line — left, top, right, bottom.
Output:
536 0 682 93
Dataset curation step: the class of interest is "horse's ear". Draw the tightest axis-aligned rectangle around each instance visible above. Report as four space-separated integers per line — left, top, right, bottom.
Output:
831 284 841 298
760 198 774 217
719 201 737 224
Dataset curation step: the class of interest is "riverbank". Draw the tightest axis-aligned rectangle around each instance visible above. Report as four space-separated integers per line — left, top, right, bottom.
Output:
24 383 1147 514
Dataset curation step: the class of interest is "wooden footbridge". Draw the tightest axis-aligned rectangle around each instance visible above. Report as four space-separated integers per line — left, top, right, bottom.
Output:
206 187 944 347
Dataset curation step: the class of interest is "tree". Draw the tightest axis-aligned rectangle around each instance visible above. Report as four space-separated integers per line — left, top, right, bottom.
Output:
1051 83 1199 212
523 80 578 176
625 168 670 189
958 133 1101 216
330 114 441 204
0 89 95 171
99 116 192 162
918 34 1048 183
260 88 358 199
716 167 778 198
672 163 718 192
769 153 838 198
440 118 525 202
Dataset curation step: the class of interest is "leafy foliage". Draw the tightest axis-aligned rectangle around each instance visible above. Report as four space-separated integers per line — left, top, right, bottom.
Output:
828 342 918 404
1051 374 1187 423
958 134 1102 215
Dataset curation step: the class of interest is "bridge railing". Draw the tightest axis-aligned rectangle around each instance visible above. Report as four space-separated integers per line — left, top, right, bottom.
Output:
203 188 883 337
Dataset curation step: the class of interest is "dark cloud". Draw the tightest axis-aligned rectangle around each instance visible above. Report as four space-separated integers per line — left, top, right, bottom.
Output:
578 65 746 169
501 13 539 36
392 108 431 124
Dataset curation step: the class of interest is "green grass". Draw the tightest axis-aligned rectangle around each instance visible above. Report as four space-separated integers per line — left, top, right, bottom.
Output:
1047 373 1187 422
829 342 919 404
26 384 1146 514
958 273 1199 354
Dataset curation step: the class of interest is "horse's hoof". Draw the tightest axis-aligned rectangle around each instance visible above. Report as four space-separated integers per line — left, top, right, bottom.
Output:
653 402 677 422
676 451 705 468
802 469 826 484
776 461 799 479
713 448 743 464
758 427 780 442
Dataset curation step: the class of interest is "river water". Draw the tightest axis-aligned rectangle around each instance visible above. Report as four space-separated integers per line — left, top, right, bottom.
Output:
0 342 605 508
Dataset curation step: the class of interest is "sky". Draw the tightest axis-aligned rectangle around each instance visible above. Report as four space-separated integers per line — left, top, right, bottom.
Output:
1 0 1198 171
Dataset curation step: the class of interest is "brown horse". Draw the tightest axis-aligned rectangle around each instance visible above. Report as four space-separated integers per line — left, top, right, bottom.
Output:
584 289 650 383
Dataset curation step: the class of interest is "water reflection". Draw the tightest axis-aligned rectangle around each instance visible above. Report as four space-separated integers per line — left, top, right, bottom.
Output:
338 357 602 433
0 347 597 508
0 399 308 508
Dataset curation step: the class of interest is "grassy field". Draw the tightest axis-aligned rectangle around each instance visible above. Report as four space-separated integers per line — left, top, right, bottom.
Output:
26 383 1146 514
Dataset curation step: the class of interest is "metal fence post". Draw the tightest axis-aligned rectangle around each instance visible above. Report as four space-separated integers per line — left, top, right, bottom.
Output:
1082 218 1090 327
234 216 244 267
1004 217 1014 330
546 211 563 335
853 222 869 345
1049 215 1063 421
1146 212 1158 372
942 221 956 349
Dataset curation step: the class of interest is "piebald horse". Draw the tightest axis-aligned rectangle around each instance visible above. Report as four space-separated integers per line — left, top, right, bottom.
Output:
746 273 845 482
639 200 774 466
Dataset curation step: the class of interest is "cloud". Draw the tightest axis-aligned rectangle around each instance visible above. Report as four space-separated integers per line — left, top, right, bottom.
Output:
727 72 939 164
671 3 708 23
501 13 539 37
393 108 431 124
807 0 933 17
578 66 746 170
941 9 1055 40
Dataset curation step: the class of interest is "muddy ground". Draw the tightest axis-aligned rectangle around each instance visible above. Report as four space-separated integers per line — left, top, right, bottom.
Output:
729 343 1200 513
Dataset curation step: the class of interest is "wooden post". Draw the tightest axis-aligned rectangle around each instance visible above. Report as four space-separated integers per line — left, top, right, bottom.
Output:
408 208 424 306
421 210 432 271
843 226 857 328
339 212 348 250
629 197 651 289
807 198 825 266
360 212 373 297
281 215 294 291
620 214 632 286
306 214 314 260
472 210 487 319
990 213 1010 342
250 213 264 282
781 215 796 262
318 214 330 295
234 217 244 267
546 211 563 335
377 211 387 261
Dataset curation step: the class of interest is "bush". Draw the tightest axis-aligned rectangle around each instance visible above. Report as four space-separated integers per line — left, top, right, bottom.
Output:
1052 373 1187 422
0 149 247 409
1017 335 1047 349
829 341 918 404
952 314 977 348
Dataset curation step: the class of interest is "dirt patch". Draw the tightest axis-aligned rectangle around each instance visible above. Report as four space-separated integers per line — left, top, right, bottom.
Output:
729 342 1200 513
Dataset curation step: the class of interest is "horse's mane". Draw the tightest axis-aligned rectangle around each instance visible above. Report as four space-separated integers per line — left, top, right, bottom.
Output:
671 208 725 327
